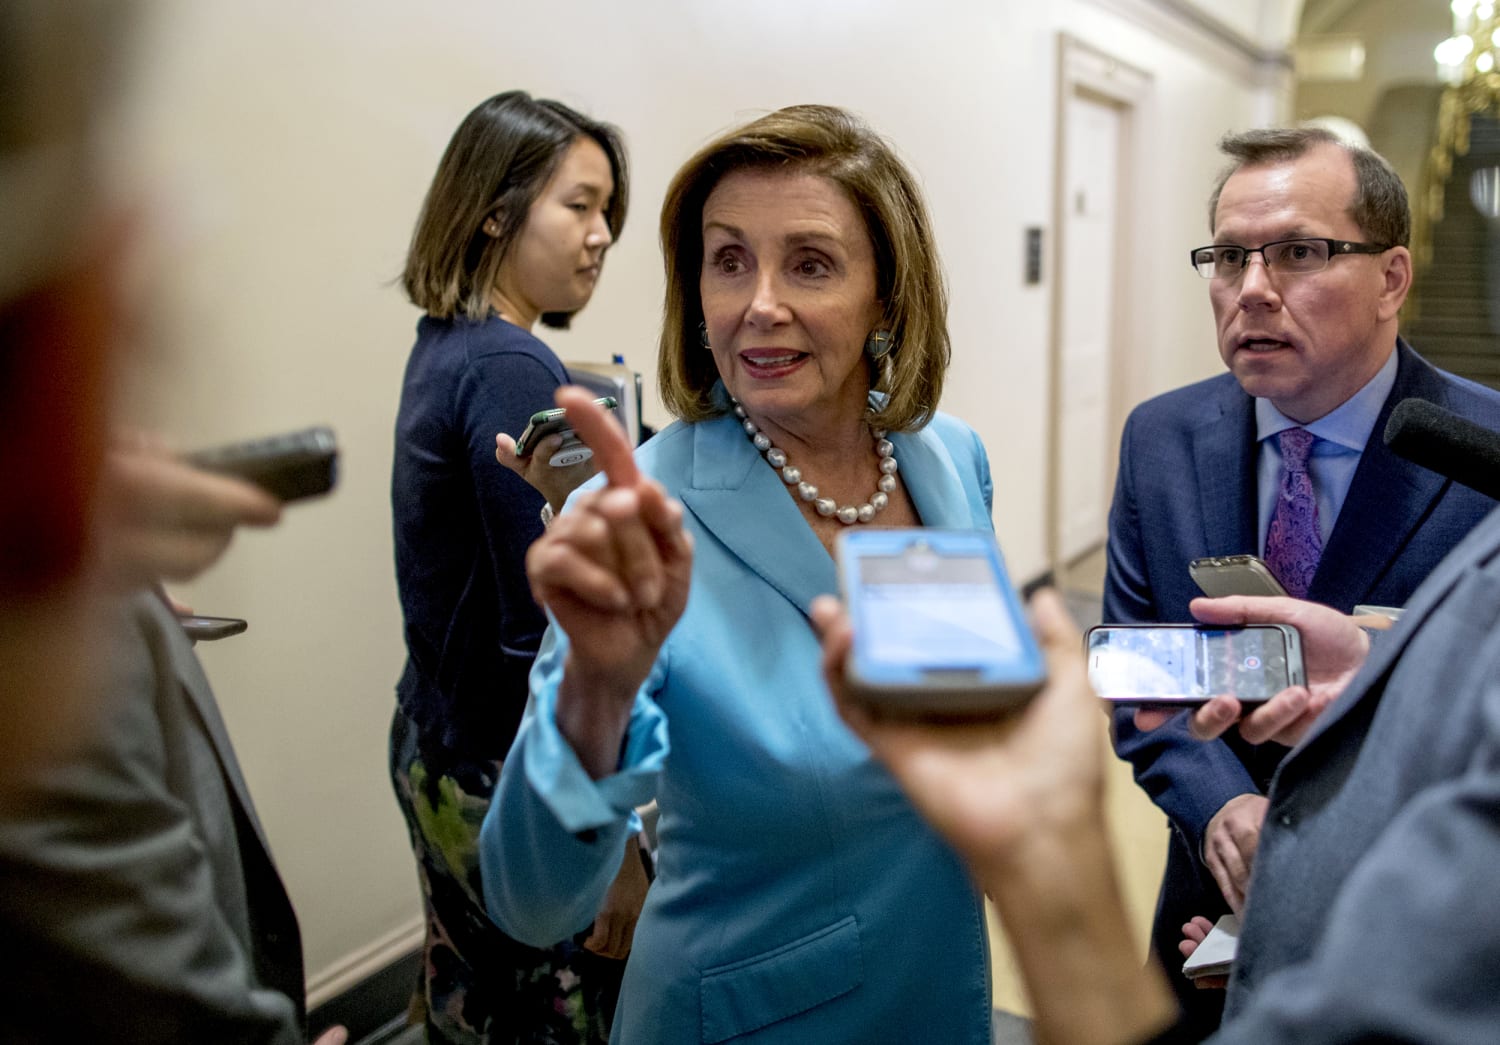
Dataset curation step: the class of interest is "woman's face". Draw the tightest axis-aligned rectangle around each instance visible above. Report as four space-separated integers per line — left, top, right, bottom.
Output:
492 136 615 329
699 169 883 436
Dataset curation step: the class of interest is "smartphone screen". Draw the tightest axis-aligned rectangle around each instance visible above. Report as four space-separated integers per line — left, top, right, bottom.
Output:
1085 625 1297 704
856 549 1024 670
838 529 1045 713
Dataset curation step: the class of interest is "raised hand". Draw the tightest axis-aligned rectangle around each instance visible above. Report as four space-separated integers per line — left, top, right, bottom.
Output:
526 387 693 777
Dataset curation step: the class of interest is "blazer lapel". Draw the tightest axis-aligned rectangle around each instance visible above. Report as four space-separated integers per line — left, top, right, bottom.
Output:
890 425 982 531
153 598 277 858
1190 386 1259 555
1309 342 1446 608
678 416 838 617
676 416 982 617
1292 507 1500 757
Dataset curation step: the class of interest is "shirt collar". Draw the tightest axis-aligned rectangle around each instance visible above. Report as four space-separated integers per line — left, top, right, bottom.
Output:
1255 347 1399 452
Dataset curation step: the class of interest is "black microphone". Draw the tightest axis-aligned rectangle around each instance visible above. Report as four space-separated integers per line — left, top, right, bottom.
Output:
1383 398 1500 502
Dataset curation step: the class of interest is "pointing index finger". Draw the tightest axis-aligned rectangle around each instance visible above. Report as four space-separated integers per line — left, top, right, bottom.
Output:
556 386 639 489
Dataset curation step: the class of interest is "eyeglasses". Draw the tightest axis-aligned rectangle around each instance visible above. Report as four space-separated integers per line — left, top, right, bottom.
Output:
1189 238 1393 280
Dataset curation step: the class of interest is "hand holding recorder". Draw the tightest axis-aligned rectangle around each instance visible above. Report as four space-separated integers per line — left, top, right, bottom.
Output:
525 387 693 779
96 434 284 589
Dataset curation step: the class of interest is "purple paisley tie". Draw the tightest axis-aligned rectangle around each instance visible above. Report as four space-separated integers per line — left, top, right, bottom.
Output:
1263 427 1321 599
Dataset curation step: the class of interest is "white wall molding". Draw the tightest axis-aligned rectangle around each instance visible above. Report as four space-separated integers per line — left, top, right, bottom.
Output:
305 915 424 1010
1083 0 1294 88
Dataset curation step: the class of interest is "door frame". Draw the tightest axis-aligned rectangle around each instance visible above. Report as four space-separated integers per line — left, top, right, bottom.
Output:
1047 34 1152 573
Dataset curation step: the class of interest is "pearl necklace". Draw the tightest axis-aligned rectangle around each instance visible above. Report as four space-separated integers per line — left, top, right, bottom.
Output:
732 401 898 525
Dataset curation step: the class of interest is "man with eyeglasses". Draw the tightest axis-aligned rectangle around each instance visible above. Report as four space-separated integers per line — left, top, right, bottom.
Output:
1103 126 1500 1035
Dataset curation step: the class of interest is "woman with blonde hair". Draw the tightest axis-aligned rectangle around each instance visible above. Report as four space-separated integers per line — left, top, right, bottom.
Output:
482 105 1000 1043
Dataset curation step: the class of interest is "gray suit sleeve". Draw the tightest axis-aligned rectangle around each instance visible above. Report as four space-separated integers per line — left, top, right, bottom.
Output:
0 596 302 1044
1211 704 1500 1043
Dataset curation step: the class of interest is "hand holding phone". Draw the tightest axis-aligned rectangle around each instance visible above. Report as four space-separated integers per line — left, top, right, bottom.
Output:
515 397 618 466
836 528 1046 716
98 436 284 588
1085 623 1304 707
184 427 338 502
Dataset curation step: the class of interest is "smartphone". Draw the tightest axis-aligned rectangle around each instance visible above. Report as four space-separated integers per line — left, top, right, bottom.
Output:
1084 623 1304 706
177 614 248 641
836 528 1047 716
514 396 618 466
184 426 338 503
1188 554 1288 598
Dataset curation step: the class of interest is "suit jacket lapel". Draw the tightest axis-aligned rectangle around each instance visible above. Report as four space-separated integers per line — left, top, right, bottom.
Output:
149 595 278 858
1309 342 1446 608
1191 385 1259 555
1292 507 1500 757
676 416 979 617
891 425 981 531
679 417 838 616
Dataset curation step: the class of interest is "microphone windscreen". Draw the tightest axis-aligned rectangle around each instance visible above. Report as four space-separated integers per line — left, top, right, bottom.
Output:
1383 398 1500 502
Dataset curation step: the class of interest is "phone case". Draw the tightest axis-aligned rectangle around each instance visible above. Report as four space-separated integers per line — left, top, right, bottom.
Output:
177 615 249 641
1188 555 1288 598
836 528 1046 716
514 397 618 458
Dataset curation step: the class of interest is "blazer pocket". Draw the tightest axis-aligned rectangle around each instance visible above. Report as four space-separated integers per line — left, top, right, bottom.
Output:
700 915 864 1043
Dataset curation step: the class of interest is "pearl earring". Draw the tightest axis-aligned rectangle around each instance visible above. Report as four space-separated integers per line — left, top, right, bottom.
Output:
699 321 711 349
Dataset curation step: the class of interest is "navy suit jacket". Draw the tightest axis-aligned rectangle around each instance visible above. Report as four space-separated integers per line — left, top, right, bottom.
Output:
1105 340 1500 857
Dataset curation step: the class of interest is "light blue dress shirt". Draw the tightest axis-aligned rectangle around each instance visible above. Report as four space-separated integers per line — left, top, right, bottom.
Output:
1255 348 1400 556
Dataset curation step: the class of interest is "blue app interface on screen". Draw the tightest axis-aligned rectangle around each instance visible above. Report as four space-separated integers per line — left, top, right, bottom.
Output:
857 549 1022 669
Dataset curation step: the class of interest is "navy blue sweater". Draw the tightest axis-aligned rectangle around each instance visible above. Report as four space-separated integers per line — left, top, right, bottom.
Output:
391 314 567 759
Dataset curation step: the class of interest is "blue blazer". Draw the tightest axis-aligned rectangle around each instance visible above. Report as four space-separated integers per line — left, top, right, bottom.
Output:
482 408 997 1045
1103 340 1500 993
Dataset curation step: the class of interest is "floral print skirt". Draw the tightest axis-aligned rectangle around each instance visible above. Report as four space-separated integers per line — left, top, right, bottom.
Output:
389 707 623 1044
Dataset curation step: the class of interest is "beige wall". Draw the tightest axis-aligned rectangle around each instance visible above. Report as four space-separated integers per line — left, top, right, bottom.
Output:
1294 0 1450 130
112 0 1289 1003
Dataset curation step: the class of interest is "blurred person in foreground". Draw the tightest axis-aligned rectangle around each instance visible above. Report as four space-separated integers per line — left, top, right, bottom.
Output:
391 90 642 1044
813 522 1500 1043
481 106 1004 1042
0 3 341 1040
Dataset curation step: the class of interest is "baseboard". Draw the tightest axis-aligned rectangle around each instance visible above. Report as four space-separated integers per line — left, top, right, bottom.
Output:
306 917 423 1043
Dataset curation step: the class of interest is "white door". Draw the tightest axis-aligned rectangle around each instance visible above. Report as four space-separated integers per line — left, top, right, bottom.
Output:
1054 90 1122 563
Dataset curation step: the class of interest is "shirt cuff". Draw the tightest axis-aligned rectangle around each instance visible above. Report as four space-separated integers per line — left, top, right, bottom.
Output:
523 685 669 834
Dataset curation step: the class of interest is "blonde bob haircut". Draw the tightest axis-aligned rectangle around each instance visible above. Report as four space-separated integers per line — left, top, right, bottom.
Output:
658 105 949 432
402 91 628 327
